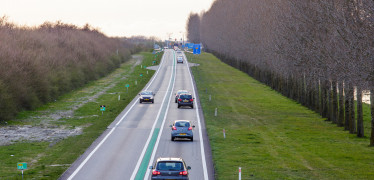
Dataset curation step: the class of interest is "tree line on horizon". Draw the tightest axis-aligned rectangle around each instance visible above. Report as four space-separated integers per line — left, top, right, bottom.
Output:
0 17 153 121
187 0 374 145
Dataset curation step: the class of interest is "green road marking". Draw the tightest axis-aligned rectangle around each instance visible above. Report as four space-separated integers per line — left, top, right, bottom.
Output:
135 51 176 179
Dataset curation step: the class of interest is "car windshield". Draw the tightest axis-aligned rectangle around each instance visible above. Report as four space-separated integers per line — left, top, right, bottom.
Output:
157 162 183 171
175 121 190 127
180 95 192 99
141 91 152 95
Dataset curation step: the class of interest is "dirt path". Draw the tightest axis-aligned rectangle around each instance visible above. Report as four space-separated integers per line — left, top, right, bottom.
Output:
0 55 143 146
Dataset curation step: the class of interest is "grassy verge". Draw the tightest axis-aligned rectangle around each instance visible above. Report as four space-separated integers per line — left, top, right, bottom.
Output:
0 52 162 179
186 52 374 179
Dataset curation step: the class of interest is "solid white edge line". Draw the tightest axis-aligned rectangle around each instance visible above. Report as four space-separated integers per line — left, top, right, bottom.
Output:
67 50 167 180
129 50 175 180
185 52 209 180
143 51 176 179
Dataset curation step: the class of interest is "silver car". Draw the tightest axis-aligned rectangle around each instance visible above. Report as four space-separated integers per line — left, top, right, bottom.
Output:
170 120 195 141
139 90 155 103
177 56 183 63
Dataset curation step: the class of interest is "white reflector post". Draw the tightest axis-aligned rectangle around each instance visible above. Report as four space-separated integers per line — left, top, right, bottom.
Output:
239 167 241 180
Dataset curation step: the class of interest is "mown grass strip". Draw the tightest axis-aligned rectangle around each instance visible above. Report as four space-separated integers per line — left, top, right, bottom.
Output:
187 52 374 180
0 52 162 179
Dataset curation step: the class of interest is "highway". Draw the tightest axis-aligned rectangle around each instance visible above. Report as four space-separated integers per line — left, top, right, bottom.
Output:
60 49 214 180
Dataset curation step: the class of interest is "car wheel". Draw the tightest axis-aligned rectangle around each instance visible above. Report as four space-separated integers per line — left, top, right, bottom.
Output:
171 137 175 141
190 137 193 141
175 99 177 103
139 100 142 103
152 99 154 103
191 105 194 109
178 105 180 108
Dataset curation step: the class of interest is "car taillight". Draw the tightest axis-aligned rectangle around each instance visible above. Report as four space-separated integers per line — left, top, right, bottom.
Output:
172 126 177 130
179 171 188 176
152 170 161 175
188 127 192 131
178 99 182 101
190 99 193 102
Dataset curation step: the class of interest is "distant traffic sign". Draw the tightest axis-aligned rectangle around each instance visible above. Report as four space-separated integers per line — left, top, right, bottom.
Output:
193 44 201 54
100 105 106 111
17 163 27 170
125 84 130 88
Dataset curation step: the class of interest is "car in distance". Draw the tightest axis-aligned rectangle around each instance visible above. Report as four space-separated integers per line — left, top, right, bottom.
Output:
170 120 195 141
149 157 191 180
177 93 194 108
175 90 189 103
177 56 183 63
139 90 155 103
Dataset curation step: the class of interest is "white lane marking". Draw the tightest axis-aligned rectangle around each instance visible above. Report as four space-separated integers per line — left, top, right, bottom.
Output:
129 50 175 180
67 51 167 180
185 52 209 179
143 51 176 179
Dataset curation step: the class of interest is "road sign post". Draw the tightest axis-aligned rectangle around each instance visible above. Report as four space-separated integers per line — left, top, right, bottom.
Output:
125 84 130 93
17 163 27 180
100 105 106 115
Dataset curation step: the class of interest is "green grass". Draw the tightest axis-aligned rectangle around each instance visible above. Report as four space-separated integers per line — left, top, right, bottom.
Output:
0 52 163 179
186 52 374 180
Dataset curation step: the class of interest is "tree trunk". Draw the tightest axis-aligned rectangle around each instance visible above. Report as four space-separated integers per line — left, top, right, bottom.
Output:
338 81 344 127
357 86 364 137
322 80 329 119
349 85 356 134
315 80 320 113
332 80 338 124
344 82 350 131
327 80 332 121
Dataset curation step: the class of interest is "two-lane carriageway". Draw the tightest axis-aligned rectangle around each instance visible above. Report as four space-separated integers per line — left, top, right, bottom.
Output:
60 49 214 180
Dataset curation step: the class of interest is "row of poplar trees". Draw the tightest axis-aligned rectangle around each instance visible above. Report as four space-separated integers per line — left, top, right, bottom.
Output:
187 0 374 145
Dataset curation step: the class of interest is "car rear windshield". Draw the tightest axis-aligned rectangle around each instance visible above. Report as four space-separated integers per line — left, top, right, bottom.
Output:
179 95 192 99
141 91 152 95
177 91 188 95
157 161 183 171
175 121 190 127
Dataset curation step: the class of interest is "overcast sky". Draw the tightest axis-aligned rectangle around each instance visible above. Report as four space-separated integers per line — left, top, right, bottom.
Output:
1 0 214 40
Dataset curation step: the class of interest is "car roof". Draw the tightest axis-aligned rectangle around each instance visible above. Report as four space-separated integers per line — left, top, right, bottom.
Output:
179 93 192 96
177 90 188 92
141 90 153 93
156 157 184 162
173 120 191 123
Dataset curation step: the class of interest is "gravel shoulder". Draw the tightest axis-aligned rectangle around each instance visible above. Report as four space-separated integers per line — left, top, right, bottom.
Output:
0 55 143 146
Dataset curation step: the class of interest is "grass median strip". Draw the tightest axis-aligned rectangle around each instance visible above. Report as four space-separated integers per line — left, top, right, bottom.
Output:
186 52 374 180
0 52 162 179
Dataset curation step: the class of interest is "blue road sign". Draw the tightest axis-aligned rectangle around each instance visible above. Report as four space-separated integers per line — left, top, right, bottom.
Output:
193 44 201 54
187 43 194 49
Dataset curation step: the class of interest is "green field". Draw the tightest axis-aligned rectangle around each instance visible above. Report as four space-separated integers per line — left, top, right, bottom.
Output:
186 52 374 179
0 52 162 179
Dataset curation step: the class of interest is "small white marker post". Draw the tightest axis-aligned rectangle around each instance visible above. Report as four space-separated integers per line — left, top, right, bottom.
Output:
118 95 120 101
141 65 142 69
223 129 226 139
209 95 211 101
135 80 137 85
147 70 149 74
215 108 218 117
239 167 242 180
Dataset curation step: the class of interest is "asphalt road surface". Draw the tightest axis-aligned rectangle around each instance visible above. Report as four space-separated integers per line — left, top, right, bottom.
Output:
60 49 214 180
